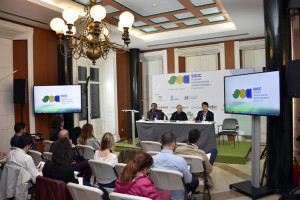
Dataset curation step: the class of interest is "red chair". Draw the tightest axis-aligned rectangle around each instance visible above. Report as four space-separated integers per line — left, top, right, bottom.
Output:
34 176 72 200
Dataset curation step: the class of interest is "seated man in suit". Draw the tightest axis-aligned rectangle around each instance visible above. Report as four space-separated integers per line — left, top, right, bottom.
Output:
147 103 165 120
170 104 188 121
195 102 214 121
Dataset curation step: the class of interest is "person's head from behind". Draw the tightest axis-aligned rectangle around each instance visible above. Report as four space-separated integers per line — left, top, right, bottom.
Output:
14 122 26 134
73 126 82 138
58 129 69 139
51 116 64 129
176 104 183 114
202 102 209 112
79 124 94 145
17 133 33 153
119 152 153 184
51 138 73 167
100 132 115 151
161 132 176 151
188 129 201 145
151 103 157 111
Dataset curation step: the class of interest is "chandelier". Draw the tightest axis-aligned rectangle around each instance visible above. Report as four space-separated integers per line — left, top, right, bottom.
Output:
50 0 134 65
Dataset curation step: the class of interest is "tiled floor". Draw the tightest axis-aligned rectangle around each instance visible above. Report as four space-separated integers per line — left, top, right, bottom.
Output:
195 146 281 200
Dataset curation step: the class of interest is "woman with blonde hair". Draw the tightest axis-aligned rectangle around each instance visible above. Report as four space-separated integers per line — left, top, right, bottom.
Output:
93 132 118 188
77 124 100 150
114 152 171 200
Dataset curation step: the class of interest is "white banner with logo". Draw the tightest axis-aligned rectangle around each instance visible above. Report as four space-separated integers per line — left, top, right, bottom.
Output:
152 68 254 135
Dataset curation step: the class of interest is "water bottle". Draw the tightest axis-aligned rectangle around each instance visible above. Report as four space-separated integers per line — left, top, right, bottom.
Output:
142 114 145 121
164 115 166 121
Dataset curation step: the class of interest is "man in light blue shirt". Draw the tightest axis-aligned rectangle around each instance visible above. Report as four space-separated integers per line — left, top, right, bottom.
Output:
152 132 199 200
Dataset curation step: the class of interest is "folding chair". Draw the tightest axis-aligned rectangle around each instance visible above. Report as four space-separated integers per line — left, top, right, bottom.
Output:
217 118 239 148
109 192 152 200
140 141 161 153
149 168 187 200
88 159 118 194
115 163 126 176
43 140 54 152
76 144 95 159
67 182 103 200
146 151 160 156
43 152 52 161
179 155 211 200
28 150 43 166
35 176 72 200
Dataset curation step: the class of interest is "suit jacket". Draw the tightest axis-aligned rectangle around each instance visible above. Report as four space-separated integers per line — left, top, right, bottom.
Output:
195 110 214 121
146 109 165 120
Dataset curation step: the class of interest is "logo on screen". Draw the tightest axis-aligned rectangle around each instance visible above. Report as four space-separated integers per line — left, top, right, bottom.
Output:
168 75 189 85
233 89 252 99
42 95 60 103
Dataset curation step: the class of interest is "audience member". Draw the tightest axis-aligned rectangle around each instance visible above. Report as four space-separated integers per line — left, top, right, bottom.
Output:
152 132 199 200
93 132 118 188
0 152 5 160
175 129 214 187
50 129 92 182
70 126 81 145
10 122 37 150
6 133 43 183
43 138 78 184
50 116 64 141
114 152 171 200
77 124 100 150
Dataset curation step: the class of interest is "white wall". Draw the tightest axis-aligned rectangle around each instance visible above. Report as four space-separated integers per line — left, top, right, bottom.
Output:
0 38 14 152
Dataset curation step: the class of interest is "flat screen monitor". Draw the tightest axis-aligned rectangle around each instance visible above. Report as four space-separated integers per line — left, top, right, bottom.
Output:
34 85 82 114
224 71 280 116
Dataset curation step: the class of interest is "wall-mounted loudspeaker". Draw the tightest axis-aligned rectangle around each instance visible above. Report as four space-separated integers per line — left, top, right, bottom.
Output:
13 79 27 103
287 59 300 98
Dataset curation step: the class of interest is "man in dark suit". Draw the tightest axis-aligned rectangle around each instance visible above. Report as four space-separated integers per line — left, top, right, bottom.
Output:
147 103 165 120
170 104 188 121
195 102 214 121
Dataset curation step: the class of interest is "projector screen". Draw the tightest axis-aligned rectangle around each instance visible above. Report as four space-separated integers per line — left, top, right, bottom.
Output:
224 71 280 116
34 85 82 114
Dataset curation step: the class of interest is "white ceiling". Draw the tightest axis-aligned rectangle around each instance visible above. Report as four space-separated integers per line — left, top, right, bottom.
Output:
0 0 265 50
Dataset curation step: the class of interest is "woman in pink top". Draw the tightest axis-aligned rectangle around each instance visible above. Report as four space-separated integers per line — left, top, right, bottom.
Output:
114 152 170 200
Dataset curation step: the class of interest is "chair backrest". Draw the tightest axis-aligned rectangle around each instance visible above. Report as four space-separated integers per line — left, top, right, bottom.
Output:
43 140 54 152
115 163 126 176
222 118 238 130
88 159 118 183
28 150 43 166
148 168 184 191
109 192 152 200
76 144 95 159
140 141 161 153
146 151 160 156
178 155 204 174
43 152 52 161
67 182 103 200
34 176 72 200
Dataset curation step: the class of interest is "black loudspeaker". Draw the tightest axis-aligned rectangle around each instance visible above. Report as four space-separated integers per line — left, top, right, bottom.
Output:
13 79 27 103
287 59 300 98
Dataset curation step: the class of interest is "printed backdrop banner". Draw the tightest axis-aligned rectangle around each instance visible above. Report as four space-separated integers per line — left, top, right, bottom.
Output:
152 68 254 135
